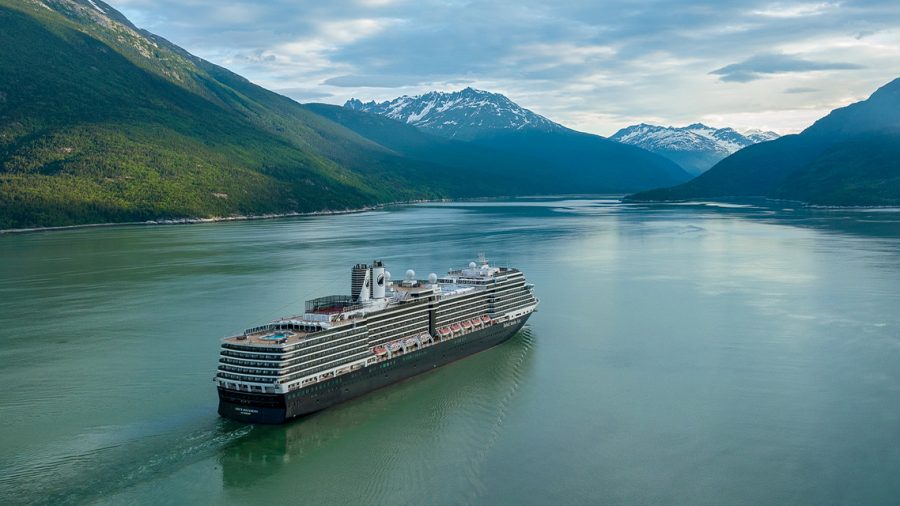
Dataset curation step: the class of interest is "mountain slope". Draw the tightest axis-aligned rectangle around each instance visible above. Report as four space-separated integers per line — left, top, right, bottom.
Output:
0 0 535 229
610 123 779 175
345 88 568 140
468 129 692 193
0 0 443 228
345 89 693 192
0 0 692 229
628 78 900 206
308 103 693 194
302 104 542 190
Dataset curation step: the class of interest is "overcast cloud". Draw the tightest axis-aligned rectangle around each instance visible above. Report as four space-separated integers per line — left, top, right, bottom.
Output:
108 0 900 135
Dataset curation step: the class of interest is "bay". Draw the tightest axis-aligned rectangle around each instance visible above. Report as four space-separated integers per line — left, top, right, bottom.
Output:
2 198 900 504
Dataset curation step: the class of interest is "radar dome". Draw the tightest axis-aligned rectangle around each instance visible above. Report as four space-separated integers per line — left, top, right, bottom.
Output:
428 273 438 284
469 261 477 269
405 269 416 281
384 271 392 282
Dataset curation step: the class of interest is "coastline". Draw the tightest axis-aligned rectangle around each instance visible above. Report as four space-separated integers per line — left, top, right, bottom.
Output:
1 194 615 235
626 194 900 210
6 194 899 235
0 199 448 235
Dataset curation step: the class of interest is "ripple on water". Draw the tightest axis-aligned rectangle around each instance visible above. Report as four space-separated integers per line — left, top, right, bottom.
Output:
0 416 253 504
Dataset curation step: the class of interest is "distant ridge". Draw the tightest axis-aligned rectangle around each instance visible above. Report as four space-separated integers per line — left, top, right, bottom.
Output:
610 123 779 175
343 89 692 193
628 78 900 206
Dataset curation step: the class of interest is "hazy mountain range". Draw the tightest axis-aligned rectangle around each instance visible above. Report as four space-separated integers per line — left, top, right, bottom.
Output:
629 78 900 206
342 89 691 194
610 124 779 175
345 91 783 177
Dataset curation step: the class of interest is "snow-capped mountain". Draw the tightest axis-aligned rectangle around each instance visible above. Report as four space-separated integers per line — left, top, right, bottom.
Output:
344 87 569 140
610 123 780 175
743 129 782 144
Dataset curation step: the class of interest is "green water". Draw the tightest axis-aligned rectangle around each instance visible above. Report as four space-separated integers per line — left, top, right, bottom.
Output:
2 198 900 504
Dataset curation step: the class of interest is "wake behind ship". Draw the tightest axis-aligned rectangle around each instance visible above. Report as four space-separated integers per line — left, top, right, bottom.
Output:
216 257 539 424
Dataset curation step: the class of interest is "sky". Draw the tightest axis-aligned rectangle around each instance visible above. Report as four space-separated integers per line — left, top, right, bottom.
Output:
107 0 900 136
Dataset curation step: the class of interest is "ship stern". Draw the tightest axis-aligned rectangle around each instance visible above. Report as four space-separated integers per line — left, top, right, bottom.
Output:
217 388 288 424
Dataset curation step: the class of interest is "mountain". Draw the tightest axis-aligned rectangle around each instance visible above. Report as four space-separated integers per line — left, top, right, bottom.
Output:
343 90 692 193
610 123 779 175
345 88 569 140
0 1 693 229
743 129 781 144
628 78 900 206
2 0 497 229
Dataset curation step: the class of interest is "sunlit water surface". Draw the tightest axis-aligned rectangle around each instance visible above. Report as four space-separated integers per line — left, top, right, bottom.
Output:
2 198 900 504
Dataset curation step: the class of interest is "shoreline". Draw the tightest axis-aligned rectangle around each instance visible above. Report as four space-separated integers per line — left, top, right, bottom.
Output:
6 195 898 235
627 194 900 210
0 199 449 235
0 194 611 235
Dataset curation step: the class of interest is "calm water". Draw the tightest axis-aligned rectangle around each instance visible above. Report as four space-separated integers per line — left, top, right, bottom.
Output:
2 198 900 504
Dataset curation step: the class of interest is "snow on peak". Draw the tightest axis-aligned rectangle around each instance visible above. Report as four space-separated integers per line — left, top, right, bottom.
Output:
610 122 781 175
610 123 779 155
742 128 781 143
344 88 568 139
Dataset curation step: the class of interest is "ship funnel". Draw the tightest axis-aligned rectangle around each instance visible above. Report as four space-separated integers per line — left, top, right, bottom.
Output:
372 260 386 299
351 263 371 302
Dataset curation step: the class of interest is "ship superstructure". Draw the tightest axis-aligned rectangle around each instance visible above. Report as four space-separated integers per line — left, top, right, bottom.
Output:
216 257 538 423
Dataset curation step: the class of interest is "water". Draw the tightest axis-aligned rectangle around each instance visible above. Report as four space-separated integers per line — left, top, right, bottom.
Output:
2 198 900 504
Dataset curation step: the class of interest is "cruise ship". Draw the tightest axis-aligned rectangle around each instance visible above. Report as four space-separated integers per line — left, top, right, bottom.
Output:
216 257 538 423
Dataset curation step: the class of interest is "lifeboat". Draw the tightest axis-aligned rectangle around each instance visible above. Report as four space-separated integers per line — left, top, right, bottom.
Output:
461 320 473 330
439 327 451 336
388 341 402 352
450 323 462 333
405 337 418 348
481 315 492 325
373 346 387 356
470 318 483 328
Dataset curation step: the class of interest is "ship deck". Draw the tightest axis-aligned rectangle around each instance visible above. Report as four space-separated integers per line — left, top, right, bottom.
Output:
223 316 356 347
222 275 500 348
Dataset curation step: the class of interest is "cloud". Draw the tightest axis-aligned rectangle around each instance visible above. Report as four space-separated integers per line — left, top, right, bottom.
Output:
710 53 863 82
323 74 427 87
784 86 818 93
750 2 839 18
106 0 900 135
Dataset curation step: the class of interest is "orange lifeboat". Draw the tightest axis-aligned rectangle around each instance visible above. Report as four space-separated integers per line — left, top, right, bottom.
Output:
461 320 473 330
481 315 492 324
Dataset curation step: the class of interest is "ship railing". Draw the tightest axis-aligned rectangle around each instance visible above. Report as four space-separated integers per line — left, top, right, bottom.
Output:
281 357 369 392
365 313 494 366
271 311 505 392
